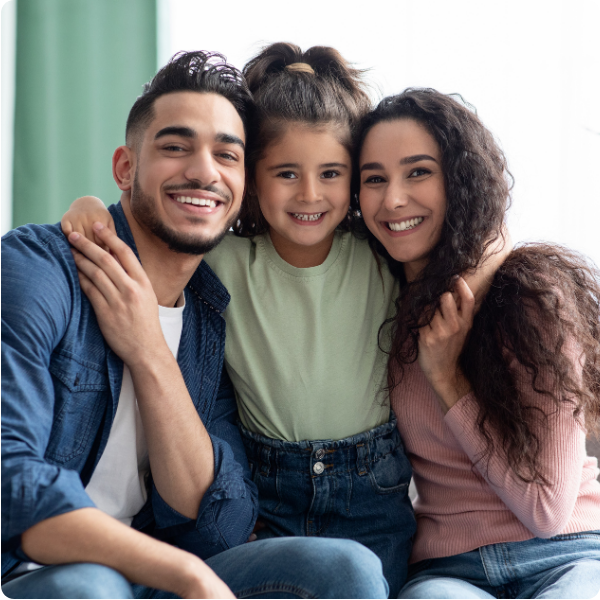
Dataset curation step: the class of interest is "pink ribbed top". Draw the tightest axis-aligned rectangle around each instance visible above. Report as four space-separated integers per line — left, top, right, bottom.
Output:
392 353 600 564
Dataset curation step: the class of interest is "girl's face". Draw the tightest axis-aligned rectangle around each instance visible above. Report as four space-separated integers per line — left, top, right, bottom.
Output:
254 123 352 268
359 119 446 281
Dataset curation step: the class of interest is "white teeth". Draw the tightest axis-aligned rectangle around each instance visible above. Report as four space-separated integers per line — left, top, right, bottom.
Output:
292 212 323 222
175 195 217 208
388 217 424 232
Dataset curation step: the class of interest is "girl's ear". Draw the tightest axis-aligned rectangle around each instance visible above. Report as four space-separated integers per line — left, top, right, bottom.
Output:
112 146 136 191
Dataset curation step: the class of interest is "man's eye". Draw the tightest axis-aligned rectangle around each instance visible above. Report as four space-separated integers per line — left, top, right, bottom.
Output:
277 171 297 179
321 170 340 179
219 153 237 161
164 145 185 152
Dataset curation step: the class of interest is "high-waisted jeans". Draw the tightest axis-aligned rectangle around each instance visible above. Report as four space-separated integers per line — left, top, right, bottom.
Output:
240 412 416 598
398 530 600 599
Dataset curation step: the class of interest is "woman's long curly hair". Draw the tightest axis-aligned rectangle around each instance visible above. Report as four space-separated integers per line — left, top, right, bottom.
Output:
357 89 600 482
233 42 371 237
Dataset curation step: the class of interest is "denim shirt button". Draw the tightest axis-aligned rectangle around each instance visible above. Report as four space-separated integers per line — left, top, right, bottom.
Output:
313 462 325 475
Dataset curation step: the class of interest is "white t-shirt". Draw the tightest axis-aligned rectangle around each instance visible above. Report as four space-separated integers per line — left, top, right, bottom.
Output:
85 299 185 525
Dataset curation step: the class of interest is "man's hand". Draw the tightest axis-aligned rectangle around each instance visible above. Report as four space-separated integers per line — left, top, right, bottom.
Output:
68 224 169 370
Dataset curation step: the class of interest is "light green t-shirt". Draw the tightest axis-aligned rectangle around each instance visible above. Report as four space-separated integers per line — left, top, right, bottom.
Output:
204 231 398 442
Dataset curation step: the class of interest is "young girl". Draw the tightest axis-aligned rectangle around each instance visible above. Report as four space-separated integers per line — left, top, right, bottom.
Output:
62 43 416 597
358 89 600 599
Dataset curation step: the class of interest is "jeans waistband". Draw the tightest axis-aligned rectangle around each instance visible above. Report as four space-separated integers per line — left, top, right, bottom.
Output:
239 412 402 475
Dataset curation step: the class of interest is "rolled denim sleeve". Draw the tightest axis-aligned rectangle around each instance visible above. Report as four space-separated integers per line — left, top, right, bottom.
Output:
151 371 258 559
1 228 95 553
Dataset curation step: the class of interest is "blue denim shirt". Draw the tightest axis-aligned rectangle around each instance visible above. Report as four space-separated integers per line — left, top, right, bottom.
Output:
1 203 258 577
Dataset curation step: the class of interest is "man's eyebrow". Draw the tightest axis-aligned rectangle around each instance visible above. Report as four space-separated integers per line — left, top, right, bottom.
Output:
399 154 438 165
360 162 384 172
216 133 245 150
154 126 196 140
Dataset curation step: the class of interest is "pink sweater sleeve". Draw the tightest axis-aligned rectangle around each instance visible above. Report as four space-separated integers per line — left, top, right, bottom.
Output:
444 351 587 539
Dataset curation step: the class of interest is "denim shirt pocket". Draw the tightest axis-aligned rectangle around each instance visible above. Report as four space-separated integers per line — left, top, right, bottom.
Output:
46 352 109 464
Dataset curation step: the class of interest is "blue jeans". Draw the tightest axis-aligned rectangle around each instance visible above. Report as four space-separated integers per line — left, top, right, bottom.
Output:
398 530 600 599
1 537 388 598
240 413 416 598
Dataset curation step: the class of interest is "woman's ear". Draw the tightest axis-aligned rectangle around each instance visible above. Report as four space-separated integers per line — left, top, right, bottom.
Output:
112 146 136 191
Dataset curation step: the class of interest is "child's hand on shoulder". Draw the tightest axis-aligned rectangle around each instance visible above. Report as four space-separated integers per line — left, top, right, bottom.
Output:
61 196 115 250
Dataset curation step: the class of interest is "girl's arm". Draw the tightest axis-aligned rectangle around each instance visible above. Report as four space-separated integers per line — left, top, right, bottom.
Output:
61 196 116 247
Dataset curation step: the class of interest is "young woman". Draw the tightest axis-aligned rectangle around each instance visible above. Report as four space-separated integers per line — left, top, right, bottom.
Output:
358 89 600 599
62 43 418 596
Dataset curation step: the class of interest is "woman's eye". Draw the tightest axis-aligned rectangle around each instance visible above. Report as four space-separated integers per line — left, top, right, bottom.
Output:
277 171 297 179
364 175 384 184
409 168 431 178
321 170 339 179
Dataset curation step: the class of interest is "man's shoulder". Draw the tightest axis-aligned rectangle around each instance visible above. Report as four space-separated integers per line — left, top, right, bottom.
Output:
3 221 67 250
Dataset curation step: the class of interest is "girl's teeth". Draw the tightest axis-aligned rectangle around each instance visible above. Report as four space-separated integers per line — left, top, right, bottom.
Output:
292 213 323 222
388 217 424 232
175 196 217 208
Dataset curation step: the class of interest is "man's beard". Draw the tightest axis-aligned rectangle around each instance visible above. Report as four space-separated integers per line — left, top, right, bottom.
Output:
130 171 238 255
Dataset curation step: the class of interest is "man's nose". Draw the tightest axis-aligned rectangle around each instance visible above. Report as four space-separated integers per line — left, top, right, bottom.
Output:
185 149 220 186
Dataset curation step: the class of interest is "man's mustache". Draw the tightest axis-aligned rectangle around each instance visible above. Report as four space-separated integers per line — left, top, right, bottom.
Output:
163 182 231 203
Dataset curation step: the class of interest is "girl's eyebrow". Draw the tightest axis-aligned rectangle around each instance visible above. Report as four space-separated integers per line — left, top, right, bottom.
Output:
268 162 349 171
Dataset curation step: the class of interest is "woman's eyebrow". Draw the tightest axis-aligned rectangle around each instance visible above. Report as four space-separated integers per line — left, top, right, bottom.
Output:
360 162 384 172
399 154 438 165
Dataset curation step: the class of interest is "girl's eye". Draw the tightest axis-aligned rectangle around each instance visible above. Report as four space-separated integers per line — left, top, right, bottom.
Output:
409 167 431 178
364 175 385 184
321 170 339 179
277 171 297 179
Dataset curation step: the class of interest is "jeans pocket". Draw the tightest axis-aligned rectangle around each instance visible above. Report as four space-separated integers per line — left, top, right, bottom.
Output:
368 443 412 494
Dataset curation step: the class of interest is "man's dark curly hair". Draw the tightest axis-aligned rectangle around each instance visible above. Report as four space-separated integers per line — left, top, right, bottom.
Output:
357 88 600 482
126 50 252 147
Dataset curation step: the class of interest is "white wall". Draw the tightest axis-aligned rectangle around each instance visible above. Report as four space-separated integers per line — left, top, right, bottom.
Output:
161 0 600 265
1 0 16 235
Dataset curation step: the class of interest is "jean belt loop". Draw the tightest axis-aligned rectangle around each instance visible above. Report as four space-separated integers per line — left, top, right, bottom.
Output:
356 441 369 476
260 445 272 477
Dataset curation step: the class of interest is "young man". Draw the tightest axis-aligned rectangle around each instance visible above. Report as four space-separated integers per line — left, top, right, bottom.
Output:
1 51 387 599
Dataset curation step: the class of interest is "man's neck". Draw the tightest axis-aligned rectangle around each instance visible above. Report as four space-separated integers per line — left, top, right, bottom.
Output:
120 196 203 308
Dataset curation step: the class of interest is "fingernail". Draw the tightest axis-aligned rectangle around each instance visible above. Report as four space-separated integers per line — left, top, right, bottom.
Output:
93 222 104 231
69 232 80 241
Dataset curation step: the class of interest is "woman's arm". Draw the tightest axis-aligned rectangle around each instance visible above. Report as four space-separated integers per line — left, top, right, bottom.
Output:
61 196 116 247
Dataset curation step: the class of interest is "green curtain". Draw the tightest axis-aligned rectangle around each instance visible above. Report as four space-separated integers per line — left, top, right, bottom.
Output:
13 0 157 227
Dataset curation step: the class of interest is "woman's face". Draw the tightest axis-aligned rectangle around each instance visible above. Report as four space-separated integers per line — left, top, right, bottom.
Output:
359 119 446 281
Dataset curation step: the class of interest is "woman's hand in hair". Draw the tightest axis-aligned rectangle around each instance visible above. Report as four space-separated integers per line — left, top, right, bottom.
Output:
418 277 475 413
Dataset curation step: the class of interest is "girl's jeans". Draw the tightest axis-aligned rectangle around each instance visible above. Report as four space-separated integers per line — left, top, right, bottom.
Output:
398 530 600 599
240 412 416 598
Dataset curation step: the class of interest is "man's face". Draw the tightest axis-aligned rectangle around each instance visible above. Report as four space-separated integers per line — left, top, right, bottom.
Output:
129 91 246 254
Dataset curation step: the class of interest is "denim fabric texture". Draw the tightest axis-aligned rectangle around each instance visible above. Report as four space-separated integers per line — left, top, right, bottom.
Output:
1 203 258 578
399 530 600 599
240 412 416 598
2 538 389 599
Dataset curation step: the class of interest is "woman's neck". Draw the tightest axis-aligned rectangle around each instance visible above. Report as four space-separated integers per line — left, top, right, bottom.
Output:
268 229 335 268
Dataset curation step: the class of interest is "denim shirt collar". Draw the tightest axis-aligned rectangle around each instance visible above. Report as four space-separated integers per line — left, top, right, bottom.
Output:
108 202 230 314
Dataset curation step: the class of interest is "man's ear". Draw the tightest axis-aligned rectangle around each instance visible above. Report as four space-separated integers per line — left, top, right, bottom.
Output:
113 146 136 191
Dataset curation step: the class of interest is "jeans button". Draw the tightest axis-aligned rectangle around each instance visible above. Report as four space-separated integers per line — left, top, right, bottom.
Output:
313 461 325 475
315 448 325 460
